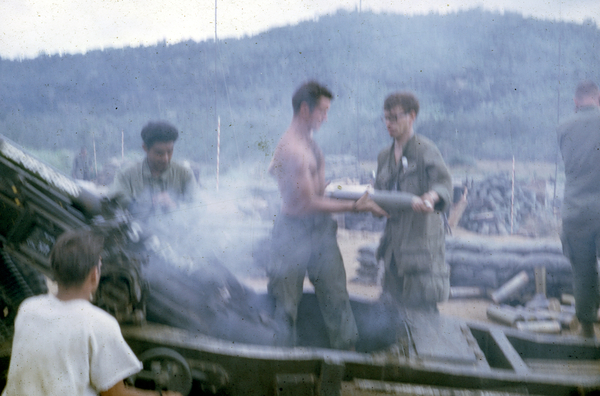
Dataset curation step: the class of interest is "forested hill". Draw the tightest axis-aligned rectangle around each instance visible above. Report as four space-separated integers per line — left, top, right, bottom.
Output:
0 8 598 170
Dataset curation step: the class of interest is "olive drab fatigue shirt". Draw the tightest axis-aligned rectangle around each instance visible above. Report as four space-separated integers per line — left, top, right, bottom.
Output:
557 105 600 223
374 134 452 276
110 158 199 209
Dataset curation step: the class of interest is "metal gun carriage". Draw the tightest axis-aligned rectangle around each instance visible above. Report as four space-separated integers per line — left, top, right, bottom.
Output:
1 135 599 395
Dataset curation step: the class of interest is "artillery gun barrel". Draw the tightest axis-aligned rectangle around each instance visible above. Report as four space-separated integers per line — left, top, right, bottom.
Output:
1 135 104 219
326 189 417 211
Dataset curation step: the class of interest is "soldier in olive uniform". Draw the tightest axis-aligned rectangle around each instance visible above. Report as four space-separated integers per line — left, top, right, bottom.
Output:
557 80 600 339
375 92 452 312
110 121 199 215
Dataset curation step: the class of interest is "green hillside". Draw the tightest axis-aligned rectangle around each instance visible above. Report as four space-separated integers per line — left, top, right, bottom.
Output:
0 8 598 170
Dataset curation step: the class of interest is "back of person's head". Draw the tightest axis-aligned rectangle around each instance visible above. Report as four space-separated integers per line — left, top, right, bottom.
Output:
141 121 179 149
50 230 104 288
575 80 600 101
292 81 333 115
384 92 420 116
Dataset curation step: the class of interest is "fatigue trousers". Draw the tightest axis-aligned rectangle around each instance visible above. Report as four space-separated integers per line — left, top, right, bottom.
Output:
267 213 358 350
561 217 600 324
383 253 450 313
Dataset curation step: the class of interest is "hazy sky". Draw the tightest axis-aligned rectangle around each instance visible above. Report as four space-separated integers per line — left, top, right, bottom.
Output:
1 0 598 60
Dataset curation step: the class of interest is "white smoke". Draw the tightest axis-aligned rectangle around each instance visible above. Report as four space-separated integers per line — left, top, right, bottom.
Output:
140 162 277 279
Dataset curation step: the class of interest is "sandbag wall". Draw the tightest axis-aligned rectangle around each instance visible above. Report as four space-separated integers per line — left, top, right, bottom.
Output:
353 237 573 301
446 236 572 301
352 243 381 284
457 174 540 236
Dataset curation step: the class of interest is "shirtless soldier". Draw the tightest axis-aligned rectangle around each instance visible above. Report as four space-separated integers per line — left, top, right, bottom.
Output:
268 81 387 350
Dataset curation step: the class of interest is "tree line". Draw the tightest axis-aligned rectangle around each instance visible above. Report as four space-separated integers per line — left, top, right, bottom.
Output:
0 8 598 174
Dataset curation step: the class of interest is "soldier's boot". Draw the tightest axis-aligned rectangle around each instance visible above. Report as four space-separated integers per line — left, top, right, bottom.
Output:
580 321 596 339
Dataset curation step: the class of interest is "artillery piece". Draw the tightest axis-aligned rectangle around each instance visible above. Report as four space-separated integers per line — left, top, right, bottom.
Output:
0 135 279 393
0 134 149 335
1 134 599 396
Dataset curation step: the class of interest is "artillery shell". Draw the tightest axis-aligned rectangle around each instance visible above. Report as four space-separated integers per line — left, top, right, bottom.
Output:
450 286 483 299
486 304 522 326
491 271 529 304
561 294 575 306
326 189 416 211
516 320 561 334
558 313 577 330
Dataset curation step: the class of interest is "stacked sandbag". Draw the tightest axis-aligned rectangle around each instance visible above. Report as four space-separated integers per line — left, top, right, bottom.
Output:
458 174 538 236
446 236 571 302
486 295 577 334
352 243 381 285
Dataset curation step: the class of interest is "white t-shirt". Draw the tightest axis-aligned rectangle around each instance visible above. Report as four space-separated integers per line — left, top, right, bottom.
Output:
2 294 143 396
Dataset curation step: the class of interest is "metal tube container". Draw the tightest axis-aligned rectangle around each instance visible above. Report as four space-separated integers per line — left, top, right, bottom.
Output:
516 320 561 334
486 304 523 326
490 271 529 304
450 286 484 299
326 189 417 211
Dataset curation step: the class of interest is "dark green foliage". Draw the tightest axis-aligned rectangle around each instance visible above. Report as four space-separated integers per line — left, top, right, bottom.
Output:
0 9 597 169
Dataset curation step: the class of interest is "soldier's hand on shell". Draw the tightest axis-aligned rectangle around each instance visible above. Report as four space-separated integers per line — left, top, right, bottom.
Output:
412 191 437 213
354 192 389 218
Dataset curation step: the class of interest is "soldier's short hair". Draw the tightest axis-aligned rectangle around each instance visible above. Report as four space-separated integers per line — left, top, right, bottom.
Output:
292 81 333 115
384 92 420 116
50 230 104 288
141 121 179 149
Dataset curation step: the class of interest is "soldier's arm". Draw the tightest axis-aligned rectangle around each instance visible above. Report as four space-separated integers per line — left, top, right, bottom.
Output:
421 146 452 213
100 380 181 396
287 150 386 216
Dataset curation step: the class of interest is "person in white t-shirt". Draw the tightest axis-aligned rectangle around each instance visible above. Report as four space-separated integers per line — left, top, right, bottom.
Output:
2 230 182 396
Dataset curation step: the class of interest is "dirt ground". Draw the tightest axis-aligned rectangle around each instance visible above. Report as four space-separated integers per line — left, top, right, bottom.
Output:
241 227 599 338
241 228 493 323
336 228 494 325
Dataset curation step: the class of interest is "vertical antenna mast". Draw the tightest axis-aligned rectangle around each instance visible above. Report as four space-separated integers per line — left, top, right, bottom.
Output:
552 4 562 215
93 133 98 179
217 116 220 192
355 0 362 178
215 0 219 191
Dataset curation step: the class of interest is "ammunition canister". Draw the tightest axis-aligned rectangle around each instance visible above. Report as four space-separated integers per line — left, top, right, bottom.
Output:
486 304 522 326
491 271 529 304
450 286 483 299
516 320 561 334
326 189 417 211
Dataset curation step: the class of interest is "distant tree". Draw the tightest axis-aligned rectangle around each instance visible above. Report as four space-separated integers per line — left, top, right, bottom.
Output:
0 9 598 167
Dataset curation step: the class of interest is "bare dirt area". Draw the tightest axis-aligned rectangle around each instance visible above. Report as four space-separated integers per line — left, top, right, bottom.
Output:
337 227 598 337
337 228 495 326
241 159 599 338
242 228 496 325
241 222 598 338
336 229 383 300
